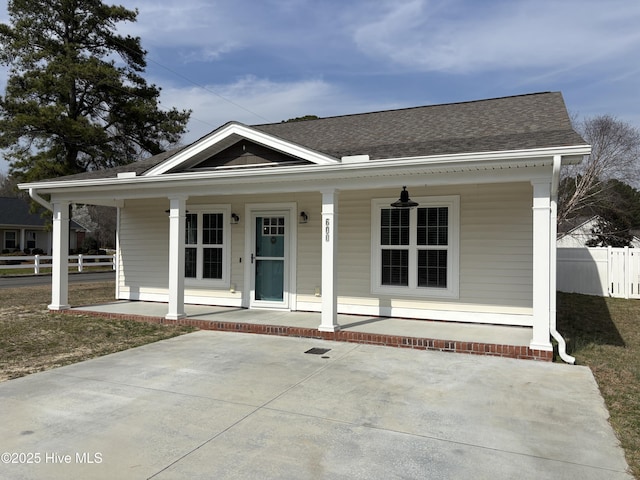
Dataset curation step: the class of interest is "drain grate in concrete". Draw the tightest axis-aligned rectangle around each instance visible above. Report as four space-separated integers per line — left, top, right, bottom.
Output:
304 348 331 355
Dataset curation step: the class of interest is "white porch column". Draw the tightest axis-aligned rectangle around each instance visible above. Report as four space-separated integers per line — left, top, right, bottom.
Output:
49 201 70 311
319 190 340 332
166 196 187 320
530 180 553 351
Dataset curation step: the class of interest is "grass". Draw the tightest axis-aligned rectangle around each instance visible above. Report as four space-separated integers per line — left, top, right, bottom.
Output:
0 282 195 381
557 292 640 479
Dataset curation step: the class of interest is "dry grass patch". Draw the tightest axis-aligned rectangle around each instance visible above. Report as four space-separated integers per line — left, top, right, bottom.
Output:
0 282 195 381
557 293 640 479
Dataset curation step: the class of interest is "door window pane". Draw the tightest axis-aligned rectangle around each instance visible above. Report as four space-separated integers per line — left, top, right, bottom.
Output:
255 259 284 301
256 217 285 257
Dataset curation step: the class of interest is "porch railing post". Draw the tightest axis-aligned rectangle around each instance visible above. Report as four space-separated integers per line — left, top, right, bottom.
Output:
319 190 340 332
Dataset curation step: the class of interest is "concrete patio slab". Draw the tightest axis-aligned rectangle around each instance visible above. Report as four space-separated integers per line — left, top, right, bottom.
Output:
70 300 546 360
0 331 631 479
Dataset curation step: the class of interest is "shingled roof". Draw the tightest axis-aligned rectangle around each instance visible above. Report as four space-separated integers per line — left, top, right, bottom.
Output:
38 92 587 182
254 91 586 160
0 197 49 227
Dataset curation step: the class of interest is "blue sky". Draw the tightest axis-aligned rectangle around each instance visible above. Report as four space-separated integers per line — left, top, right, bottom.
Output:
1 0 640 174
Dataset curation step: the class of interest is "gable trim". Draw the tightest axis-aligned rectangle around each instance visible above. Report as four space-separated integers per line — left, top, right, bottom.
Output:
144 122 340 176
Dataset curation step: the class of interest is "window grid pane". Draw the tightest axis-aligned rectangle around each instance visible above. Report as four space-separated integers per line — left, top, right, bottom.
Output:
417 207 448 246
184 211 226 281
5 231 17 249
381 208 409 245
203 248 223 279
262 217 285 236
185 248 197 278
203 213 223 245
381 249 409 286
418 249 447 288
185 214 197 245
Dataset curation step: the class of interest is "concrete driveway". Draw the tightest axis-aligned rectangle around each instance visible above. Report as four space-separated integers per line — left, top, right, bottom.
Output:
0 331 631 480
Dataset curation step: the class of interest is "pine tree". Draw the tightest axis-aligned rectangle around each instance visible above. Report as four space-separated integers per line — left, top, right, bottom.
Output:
0 0 191 182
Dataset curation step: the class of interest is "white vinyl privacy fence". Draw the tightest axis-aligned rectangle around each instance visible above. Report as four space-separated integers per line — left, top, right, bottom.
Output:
557 247 640 299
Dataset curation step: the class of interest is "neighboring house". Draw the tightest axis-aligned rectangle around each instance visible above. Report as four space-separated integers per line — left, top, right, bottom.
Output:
19 92 590 361
557 215 640 248
557 216 601 248
0 197 84 253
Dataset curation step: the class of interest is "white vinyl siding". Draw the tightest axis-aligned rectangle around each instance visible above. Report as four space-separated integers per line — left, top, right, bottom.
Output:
116 185 533 322
118 199 169 294
459 184 533 307
336 185 533 316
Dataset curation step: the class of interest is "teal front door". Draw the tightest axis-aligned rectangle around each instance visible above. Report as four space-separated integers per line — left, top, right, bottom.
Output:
251 213 289 308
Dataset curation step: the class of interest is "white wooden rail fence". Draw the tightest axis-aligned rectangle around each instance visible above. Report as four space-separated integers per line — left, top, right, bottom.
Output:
557 247 640 299
0 254 116 274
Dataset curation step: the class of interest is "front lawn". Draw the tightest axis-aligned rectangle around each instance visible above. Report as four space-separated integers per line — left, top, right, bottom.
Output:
0 282 195 381
557 292 640 478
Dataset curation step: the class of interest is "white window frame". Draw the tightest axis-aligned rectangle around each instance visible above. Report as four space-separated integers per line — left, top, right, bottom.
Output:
26 231 37 249
4 230 18 250
371 195 460 298
184 204 231 287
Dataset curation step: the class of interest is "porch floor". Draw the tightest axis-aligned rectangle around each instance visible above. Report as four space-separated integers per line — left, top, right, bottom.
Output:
68 301 552 361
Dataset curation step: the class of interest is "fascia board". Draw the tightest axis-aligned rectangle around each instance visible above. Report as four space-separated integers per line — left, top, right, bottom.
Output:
144 123 340 176
50 166 555 205
18 144 590 194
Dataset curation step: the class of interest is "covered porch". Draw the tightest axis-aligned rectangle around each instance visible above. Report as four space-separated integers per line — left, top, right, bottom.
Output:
65 300 553 361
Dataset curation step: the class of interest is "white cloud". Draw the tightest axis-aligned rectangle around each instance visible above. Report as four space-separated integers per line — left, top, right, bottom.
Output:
158 75 394 143
353 0 640 74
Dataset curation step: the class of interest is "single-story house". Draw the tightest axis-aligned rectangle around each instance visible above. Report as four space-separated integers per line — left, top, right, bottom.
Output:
0 196 83 253
557 215 640 248
19 92 590 362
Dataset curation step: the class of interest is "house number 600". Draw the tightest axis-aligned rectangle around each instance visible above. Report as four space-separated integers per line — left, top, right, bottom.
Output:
325 218 331 242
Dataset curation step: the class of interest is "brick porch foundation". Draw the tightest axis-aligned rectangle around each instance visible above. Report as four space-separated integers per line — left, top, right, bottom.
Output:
61 309 554 362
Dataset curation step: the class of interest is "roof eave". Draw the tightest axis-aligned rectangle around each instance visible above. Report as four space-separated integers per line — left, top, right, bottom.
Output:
18 144 591 195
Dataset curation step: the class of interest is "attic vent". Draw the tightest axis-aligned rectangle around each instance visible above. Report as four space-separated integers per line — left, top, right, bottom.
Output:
341 155 370 164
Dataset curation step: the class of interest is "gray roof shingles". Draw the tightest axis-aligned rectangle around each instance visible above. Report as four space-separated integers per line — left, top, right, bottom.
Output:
32 92 587 183
0 197 48 226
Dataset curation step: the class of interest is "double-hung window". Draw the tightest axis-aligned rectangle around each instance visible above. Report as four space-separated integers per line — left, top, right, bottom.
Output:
4 231 17 250
372 196 459 298
184 206 230 286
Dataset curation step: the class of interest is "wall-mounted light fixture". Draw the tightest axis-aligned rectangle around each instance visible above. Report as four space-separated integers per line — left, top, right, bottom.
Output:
390 186 419 209
231 213 240 224
299 211 309 224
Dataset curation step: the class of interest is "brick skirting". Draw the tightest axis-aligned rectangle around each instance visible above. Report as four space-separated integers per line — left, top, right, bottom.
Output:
61 309 554 362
